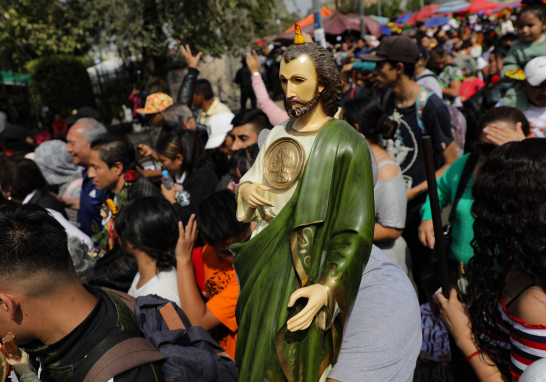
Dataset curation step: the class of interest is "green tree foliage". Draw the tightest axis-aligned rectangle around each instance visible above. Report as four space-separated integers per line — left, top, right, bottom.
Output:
26 55 95 118
0 0 98 71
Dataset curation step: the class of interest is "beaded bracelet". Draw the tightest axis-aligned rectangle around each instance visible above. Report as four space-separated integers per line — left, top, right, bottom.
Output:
465 351 481 361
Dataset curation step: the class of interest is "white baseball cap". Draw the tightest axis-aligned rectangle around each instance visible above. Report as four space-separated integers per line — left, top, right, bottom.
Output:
205 112 235 149
524 57 546 87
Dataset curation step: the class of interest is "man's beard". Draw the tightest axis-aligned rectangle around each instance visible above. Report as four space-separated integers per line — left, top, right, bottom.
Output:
285 93 321 119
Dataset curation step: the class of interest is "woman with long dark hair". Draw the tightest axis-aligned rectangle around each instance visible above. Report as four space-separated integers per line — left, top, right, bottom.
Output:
437 138 546 381
419 106 530 266
342 96 410 274
156 129 218 224
117 197 180 306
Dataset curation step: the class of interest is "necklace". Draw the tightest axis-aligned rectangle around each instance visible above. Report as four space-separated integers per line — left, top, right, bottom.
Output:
145 261 156 271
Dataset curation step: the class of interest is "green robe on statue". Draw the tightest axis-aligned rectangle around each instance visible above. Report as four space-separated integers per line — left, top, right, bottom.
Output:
230 119 375 382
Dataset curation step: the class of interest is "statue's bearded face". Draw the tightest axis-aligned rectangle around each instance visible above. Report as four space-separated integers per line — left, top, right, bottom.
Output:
279 54 324 119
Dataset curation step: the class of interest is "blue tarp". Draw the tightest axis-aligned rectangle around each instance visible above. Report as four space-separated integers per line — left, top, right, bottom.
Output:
394 13 413 23
424 16 451 28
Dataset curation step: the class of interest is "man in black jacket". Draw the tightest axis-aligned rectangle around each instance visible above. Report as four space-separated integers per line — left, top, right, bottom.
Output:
0 204 165 381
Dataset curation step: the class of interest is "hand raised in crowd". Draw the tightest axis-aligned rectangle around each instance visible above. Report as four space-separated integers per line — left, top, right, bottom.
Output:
246 50 260 75
483 121 526 146
418 219 435 249
179 44 203 69
238 183 274 208
175 215 198 264
138 143 158 160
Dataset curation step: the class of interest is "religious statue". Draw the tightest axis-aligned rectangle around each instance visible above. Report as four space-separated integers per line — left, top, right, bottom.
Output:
230 25 375 381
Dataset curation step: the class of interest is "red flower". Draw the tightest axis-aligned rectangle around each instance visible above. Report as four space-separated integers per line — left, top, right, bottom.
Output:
124 170 138 183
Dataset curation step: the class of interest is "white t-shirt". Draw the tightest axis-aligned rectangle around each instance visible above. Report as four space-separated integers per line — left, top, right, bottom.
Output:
128 267 181 307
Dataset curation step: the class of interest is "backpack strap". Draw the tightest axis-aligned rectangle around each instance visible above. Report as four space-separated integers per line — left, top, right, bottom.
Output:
72 330 166 382
160 303 186 330
415 86 434 134
447 151 480 227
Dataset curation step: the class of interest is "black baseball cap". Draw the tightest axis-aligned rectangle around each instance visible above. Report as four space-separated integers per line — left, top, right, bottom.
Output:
360 36 420 64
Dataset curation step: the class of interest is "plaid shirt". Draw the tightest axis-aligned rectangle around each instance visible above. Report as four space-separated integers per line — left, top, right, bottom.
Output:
128 175 162 200
88 245 137 293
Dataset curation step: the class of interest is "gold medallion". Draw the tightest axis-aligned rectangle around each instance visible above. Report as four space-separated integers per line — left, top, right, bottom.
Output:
263 137 305 190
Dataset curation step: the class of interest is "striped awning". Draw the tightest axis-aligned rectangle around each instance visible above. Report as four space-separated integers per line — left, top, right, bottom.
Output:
435 0 470 13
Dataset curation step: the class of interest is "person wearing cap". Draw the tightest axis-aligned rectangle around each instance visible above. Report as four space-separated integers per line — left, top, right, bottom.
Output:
136 92 174 127
192 79 231 127
361 35 458 301
228 109 271 152
494 57 546 138
204 112 235 151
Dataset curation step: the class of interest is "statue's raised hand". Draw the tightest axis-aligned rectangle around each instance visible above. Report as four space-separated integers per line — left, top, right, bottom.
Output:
286 284 328 332
239 183 275 208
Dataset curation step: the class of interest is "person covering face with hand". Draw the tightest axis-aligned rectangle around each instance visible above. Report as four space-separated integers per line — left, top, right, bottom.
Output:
231 25 374 381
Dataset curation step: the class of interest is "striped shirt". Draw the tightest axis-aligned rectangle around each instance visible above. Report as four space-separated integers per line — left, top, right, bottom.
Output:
494 297 546 379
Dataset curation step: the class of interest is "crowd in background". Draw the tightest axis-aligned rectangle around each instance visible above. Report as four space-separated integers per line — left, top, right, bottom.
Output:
1 1 546 381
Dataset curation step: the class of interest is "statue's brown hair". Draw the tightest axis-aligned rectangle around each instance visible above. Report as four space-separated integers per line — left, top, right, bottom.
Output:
282 43 342 118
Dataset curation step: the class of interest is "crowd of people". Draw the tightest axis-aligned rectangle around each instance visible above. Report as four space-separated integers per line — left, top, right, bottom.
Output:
1 2 546 381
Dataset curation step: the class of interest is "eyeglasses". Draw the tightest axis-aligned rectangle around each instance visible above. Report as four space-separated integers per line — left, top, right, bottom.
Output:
230 177 239 188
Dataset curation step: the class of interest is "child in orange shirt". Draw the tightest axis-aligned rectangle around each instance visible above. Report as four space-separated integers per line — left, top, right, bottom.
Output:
175 190 251 361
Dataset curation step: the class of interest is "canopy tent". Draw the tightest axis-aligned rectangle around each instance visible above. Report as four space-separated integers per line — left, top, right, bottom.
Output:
371 15 390 25
407 4 441 25
425 16 451 28
284 8 334 33
435 0 470 13
394 13 413 23
493 0 521 12
282 11 382 39
457 0 501 13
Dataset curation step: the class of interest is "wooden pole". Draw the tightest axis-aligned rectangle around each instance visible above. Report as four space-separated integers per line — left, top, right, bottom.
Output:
421 136 450 298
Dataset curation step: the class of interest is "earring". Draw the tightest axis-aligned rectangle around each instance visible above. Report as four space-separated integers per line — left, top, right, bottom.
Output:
8 196 11 201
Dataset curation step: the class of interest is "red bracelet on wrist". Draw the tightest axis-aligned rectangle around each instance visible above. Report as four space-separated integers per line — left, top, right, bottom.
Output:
465 351 481 361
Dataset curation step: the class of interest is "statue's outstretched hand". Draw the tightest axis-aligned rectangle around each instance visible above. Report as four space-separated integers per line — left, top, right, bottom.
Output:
286 284 328 332
239 183 275 208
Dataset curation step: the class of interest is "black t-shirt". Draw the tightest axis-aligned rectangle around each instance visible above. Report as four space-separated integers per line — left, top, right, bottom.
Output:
172 166 219 225
384 90 453 194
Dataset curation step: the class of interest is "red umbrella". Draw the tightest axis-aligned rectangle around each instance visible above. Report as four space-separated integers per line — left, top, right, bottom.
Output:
407 4 441 25
458 0 500 13
282 12 382 39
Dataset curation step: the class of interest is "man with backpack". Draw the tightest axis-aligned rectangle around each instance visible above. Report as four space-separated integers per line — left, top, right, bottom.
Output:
0 203 165 382
361 36 459 300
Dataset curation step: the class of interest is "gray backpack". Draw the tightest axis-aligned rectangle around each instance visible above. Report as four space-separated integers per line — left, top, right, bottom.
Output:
72 290 238 382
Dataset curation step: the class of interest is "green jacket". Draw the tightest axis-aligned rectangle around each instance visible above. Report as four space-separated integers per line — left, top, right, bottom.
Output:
501 37 546 111
420 153 481 265
231 119 375 381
